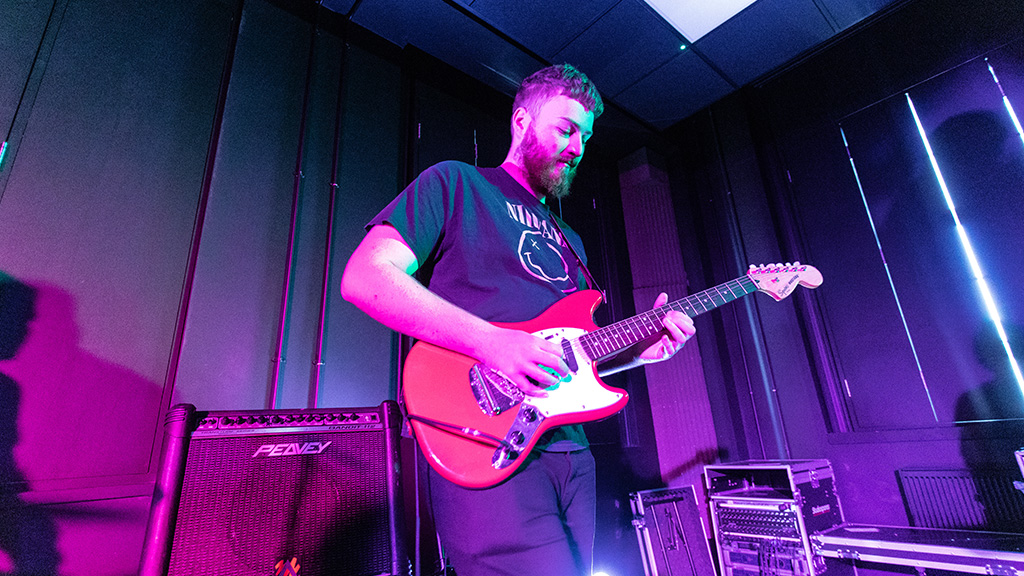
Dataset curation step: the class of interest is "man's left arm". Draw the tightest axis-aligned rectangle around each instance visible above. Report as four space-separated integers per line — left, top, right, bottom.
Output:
597 292 695 377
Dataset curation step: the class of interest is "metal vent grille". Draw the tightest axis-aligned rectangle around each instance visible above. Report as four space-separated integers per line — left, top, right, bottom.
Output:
897 468 1024 532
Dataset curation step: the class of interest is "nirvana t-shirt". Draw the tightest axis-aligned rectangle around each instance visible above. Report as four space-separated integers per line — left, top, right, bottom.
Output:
369 160 589 451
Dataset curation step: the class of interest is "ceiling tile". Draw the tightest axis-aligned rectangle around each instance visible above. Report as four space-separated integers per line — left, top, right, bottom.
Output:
555 0 685 98
817 0 900 30
320 0 358 16
331 0 899 128
694 0 836 85
351 0 543 94
615 49 734 129
467 0 620 60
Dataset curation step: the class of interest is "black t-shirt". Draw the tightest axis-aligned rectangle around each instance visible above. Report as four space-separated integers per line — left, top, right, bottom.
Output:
369 161 589 450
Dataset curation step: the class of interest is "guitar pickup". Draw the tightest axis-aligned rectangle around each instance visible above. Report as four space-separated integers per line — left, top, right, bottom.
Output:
561 338 578 373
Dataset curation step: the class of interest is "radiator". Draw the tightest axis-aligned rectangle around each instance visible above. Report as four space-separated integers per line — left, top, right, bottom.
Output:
897 468 1024 532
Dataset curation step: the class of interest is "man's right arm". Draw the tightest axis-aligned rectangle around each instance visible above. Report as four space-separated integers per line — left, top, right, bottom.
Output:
340 224 568 394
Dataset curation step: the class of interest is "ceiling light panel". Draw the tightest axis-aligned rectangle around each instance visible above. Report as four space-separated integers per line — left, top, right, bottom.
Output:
643 0 758 41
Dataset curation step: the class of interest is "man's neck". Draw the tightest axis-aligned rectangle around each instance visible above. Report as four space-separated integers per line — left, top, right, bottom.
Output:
500 160 545 202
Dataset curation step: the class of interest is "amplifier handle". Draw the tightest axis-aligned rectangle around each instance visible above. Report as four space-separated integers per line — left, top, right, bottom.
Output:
138 403 196 576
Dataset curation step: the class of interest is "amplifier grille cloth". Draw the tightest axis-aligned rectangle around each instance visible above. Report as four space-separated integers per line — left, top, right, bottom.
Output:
168 430 390 576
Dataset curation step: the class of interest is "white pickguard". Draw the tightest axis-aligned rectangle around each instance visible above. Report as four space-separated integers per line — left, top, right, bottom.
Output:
522 327 624 419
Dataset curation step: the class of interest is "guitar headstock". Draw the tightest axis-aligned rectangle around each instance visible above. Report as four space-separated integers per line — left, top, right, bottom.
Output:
747 262 822 301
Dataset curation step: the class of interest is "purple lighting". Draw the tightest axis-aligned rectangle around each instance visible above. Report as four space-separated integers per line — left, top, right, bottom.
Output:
988 59 1024 149
839 126 938 421
906 92 1024 401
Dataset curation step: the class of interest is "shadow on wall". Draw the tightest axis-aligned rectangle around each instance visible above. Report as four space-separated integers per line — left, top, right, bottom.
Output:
0 271 165 573
0 273 59 575
955 323 1024 532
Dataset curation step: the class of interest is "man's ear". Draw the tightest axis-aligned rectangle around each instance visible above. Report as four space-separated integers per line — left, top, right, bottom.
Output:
510 106 531 139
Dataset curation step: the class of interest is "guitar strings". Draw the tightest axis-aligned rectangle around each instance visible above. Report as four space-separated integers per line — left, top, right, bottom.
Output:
577 275 757 361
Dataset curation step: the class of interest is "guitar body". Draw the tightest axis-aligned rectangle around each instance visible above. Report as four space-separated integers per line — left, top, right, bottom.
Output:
403 262 822 488
403 289 628 489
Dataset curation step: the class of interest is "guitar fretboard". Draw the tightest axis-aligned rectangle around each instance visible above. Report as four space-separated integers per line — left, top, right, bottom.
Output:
579 275 758 362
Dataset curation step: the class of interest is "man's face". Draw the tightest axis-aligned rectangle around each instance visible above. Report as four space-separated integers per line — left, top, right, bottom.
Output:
518 95 594 200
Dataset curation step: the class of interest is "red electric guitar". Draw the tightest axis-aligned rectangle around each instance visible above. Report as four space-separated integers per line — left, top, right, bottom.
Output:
402 263 822 488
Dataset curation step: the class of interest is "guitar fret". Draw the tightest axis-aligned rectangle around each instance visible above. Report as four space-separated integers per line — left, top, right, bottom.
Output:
579 271 767 362
610 326 628 348
690 294 709 313
708 287 728 306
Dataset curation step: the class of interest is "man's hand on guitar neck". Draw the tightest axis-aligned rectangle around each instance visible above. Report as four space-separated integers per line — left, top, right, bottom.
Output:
598 292 695 376
637 292 695 363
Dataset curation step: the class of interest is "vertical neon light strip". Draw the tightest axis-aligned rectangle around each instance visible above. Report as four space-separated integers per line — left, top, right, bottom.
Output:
0 141 7 170
988 59 1024 148
985 61 1024 394
840 127 938 421
905 93 1024 400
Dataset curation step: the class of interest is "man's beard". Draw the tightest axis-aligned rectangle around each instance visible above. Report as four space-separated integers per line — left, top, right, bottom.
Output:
519 127 576 200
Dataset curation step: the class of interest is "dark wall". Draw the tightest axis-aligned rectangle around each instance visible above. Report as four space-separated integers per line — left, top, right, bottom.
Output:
2 0 237 572
664 0 1024 534
0 0 403 572
0 1 650 572
7 0 1022 572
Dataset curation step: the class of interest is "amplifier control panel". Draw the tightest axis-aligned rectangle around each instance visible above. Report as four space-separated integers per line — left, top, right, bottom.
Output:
715 500 801 540
196 410 381 431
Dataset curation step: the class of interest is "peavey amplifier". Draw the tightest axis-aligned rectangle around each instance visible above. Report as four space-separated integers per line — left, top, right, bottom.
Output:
139 401 406 576
705 460 851 576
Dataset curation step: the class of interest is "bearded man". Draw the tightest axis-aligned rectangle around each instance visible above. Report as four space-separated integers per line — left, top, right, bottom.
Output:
341 64 694 576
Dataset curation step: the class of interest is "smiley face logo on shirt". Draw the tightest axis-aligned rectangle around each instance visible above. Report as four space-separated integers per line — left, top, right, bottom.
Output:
518 230 576 293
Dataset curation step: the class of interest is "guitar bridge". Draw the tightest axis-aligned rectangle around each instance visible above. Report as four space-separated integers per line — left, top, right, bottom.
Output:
469 364 524 416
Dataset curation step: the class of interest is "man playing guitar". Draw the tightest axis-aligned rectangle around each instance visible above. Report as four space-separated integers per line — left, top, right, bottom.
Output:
341 64 694 576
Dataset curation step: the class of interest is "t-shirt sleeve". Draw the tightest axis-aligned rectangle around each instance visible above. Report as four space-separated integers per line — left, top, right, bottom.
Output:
366 163 454 266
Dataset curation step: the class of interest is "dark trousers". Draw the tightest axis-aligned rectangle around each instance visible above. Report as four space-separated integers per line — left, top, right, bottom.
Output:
427 448 596 576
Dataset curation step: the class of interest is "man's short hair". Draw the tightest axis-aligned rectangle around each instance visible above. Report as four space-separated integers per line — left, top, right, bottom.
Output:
513 64 604 119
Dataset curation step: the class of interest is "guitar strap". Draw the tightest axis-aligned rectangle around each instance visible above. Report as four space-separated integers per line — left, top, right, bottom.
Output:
548 212 604 298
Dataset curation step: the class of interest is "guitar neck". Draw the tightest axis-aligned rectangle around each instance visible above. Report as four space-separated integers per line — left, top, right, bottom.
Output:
579 275 758 362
